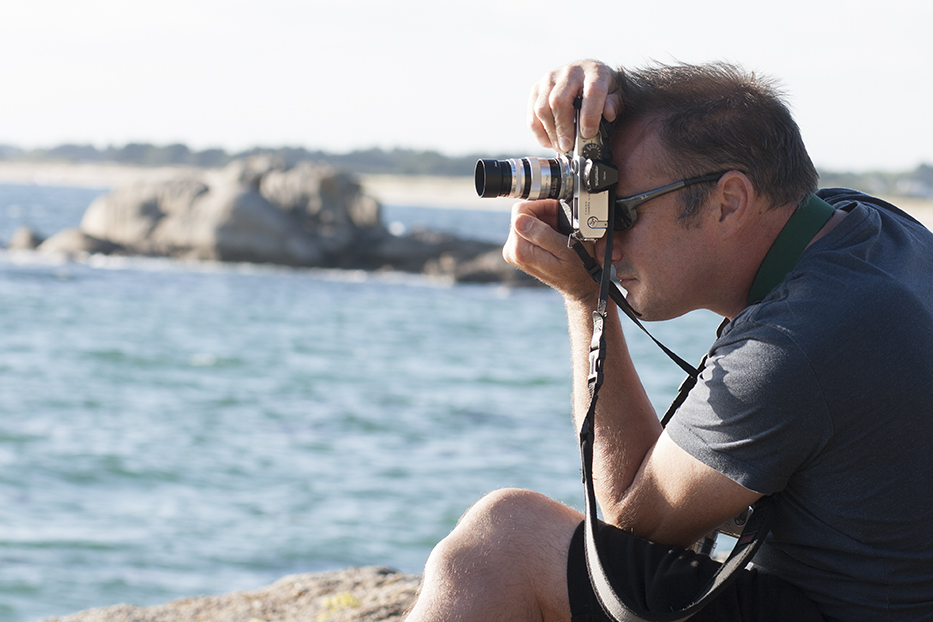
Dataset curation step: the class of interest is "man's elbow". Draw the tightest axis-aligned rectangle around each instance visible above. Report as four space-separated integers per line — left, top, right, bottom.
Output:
600 493 711 548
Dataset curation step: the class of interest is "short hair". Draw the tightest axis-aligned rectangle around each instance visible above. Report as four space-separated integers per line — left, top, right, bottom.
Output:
612 62 819 222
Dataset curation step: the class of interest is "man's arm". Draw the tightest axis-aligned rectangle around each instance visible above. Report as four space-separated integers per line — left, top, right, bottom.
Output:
504 177 760 549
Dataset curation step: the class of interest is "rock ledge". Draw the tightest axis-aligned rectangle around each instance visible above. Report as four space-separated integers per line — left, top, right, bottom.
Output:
39 566 421 622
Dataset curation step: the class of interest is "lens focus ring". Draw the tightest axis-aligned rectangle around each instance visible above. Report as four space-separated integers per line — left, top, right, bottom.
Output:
475 157 569 201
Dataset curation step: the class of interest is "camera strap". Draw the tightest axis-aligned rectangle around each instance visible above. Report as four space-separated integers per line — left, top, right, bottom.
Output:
573 222 773 621
572 193 836 621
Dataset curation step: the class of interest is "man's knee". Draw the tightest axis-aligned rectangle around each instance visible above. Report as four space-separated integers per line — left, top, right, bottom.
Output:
462 487 555 524
429 488 580 576
415 489 579 621
458 488 575 541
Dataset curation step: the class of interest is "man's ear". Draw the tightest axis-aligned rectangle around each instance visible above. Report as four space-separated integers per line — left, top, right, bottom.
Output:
714 171 754 238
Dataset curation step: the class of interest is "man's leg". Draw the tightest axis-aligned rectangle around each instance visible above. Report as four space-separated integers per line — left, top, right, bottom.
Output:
406 488 583 622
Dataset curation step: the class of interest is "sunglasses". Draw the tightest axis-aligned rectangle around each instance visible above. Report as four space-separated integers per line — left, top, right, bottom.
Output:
614 171 731 231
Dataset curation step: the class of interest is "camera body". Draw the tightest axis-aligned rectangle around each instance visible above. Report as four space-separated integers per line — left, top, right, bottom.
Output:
474 99 619 241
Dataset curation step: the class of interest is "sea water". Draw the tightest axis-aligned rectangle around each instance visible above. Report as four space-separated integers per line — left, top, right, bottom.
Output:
0 183 720 621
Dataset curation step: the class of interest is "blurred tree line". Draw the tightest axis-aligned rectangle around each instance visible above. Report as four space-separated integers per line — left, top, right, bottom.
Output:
0 142 519 177
819 165 933 199
0 142 930 198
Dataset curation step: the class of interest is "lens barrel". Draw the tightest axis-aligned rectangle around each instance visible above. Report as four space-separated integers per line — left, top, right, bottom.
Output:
474 159 508 198
474 157 569 201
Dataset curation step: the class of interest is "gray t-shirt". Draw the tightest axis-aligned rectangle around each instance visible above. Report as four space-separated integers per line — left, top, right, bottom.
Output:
666 190 933 622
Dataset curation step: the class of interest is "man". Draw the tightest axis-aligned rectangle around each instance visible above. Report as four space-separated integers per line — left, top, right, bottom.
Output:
405 60 933 621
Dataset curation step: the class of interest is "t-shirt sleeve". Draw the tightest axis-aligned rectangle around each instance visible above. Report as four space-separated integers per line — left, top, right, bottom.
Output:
665 324 832 495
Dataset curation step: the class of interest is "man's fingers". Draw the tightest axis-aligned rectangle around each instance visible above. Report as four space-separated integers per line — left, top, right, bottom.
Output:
528 65 584 152
506 208 573 271
528 60 620 151
528 77 558 150
503 202 597 299
579 62 619 137
547 67 584 153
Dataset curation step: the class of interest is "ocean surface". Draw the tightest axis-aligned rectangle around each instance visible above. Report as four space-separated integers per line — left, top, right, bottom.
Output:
0 183 720 621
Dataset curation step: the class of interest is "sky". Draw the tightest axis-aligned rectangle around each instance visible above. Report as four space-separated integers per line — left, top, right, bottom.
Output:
1 0 930 173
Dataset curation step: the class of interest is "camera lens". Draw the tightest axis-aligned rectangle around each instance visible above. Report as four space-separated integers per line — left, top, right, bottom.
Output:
474 159 507 198
474 157 570 201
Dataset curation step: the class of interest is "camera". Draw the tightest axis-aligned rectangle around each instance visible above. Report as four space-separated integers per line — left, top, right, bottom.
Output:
474 98 620 241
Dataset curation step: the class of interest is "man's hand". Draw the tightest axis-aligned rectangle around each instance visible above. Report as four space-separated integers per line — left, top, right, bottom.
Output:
502 200 598 301
527 59 621 153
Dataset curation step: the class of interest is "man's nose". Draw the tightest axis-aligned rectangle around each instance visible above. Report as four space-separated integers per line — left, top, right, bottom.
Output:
594 236 625 264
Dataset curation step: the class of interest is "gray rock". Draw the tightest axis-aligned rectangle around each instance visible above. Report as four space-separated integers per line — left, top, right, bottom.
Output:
151 184 325 266
224 154 287 190
37 228 122 257
57 156 532 284
260 162 383 230
7 226 44 250
452 249 537 285
38 566 421 622
75 157 386 268
80 178 209 248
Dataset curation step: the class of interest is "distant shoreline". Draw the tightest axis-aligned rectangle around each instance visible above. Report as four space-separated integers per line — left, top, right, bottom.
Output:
0 161 514 212
0 161 205 189
0 161 929 229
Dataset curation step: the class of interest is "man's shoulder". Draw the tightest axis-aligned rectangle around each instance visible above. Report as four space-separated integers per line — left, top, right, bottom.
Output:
818 187 931 233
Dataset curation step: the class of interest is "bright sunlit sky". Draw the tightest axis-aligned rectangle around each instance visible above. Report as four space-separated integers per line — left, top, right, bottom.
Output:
1 0 931 172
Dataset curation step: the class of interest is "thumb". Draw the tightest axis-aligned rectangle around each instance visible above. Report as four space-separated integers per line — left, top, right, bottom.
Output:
514 212 565 253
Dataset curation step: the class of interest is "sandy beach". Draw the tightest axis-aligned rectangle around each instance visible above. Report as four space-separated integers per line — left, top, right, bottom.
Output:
0 161 930 230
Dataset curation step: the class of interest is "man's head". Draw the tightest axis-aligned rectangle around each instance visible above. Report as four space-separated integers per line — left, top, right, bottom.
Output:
611 62 818 224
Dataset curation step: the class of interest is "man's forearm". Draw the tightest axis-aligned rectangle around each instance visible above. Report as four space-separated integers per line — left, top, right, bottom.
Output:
564 294 663 524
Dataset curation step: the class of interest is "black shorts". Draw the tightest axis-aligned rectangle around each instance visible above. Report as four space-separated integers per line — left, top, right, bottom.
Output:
567 521 824 622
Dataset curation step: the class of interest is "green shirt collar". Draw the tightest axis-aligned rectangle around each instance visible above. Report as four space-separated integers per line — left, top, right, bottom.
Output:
746 194 836 306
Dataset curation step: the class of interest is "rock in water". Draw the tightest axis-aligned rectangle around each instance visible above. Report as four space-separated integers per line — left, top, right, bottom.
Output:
76 157 385 268
80 178 210 250
36 228 122 258
7 226 44 250
36 156 534 283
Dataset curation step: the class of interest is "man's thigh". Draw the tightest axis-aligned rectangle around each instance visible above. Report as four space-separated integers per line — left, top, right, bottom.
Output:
566 521 824 622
